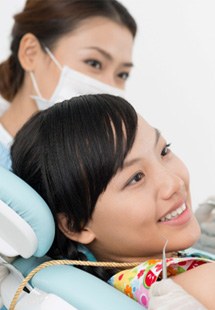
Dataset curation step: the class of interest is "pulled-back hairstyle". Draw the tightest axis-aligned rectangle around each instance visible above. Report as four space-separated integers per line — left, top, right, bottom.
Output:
11 94 138 280
0 0 137 102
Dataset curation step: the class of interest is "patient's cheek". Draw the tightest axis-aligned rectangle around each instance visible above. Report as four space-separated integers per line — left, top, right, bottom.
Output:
191 215 201 242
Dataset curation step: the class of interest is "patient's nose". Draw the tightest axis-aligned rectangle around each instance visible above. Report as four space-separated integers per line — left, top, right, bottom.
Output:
157 168 185 201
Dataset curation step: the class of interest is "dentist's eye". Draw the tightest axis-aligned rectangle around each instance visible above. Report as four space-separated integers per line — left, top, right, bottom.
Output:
118 71 129 81
84 59 102 70
161 143 171 157
127 172 144 186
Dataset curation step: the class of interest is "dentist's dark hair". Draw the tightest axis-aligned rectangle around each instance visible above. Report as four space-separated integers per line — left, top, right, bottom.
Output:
11 94 138 280
0 0 137 102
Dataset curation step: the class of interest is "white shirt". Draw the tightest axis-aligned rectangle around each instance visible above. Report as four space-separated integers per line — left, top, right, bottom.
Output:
0 123 13 169
0 124 12 169
0 123 13 149
0 97 13 148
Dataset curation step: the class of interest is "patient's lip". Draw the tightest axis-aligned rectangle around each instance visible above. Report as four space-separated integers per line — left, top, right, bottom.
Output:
158 199 185 220
159 204 192 226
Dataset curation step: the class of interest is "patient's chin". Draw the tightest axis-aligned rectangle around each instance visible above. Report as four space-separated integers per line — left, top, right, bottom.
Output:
167 217 201 252
182 218 201 249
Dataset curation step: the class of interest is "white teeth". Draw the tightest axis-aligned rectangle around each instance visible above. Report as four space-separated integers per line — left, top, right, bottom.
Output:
159 204 187 222
166 213 172 220
171 210 177 217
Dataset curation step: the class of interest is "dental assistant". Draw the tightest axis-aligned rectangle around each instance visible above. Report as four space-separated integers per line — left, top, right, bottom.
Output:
0 0 137 168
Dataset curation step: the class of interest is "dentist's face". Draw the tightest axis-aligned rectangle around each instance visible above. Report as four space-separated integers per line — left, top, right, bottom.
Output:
36 17 134 99
88 116 200 262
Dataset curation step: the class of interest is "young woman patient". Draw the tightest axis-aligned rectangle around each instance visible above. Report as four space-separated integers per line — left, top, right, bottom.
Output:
10 94 215 309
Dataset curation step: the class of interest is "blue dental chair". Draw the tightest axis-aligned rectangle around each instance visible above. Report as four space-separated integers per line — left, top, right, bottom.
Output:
0 166 143 309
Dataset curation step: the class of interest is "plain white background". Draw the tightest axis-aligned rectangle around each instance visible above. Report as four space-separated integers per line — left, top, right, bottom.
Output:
0 0 215 210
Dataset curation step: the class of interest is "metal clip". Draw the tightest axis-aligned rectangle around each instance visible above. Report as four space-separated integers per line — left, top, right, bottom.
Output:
162 238 168 280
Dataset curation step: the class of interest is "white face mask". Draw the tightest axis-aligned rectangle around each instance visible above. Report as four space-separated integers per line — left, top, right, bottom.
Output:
30 47 125 110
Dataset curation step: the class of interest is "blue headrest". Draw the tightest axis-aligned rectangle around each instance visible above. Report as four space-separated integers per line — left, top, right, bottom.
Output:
0 166 144 309
0 166 55 257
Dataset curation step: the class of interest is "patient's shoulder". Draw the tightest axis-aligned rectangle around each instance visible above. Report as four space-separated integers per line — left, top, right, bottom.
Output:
173 262 215 309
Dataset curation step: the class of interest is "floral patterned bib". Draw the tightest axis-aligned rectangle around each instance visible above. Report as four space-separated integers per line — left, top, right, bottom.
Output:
108 256 212 308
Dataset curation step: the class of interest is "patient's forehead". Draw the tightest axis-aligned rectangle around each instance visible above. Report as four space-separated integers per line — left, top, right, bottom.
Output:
136 114 155 138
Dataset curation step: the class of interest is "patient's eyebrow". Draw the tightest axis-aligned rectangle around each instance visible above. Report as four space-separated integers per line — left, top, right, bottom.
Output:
122 128 161 170
154 128 161 146
123 158 141 169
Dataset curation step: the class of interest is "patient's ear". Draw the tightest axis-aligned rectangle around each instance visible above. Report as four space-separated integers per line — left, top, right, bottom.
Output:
57 213 96 244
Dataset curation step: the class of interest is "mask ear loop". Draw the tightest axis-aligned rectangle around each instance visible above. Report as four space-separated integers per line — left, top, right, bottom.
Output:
30 46 63 100
44 46 63 71
29 71 43 98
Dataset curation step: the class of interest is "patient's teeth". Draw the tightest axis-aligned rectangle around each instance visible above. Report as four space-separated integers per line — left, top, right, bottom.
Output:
171 210 177 217
159 204 187 222
177 207 183 215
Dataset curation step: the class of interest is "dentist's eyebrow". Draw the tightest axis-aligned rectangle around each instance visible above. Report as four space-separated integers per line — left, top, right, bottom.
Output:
84 46 134 67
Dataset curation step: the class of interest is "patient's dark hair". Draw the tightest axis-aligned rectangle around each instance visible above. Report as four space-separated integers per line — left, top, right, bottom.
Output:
11 94 137 281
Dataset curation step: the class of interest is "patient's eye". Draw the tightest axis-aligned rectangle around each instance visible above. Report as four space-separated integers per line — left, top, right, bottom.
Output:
161 143 171 157
127 172 144 186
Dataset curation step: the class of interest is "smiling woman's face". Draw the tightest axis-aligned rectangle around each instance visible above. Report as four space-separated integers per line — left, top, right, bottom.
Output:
87 115 200 262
